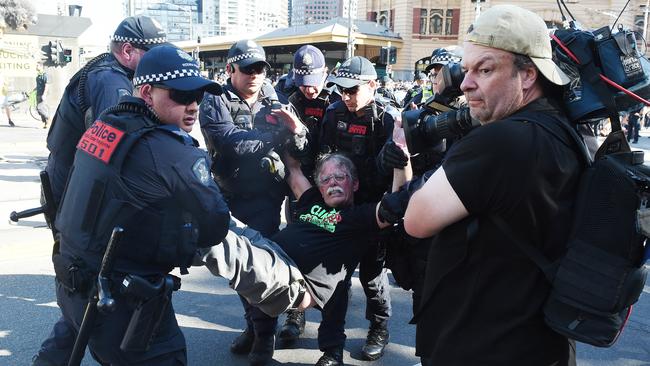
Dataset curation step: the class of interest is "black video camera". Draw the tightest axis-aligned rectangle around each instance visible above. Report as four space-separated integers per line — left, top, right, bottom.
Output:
403 62 479 154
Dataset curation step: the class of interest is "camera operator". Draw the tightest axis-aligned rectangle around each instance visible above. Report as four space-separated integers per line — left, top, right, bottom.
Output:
199 39 308 366
404 5 579 366
320 56 398 361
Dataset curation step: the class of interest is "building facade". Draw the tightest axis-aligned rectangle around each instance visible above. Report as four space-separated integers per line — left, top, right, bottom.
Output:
358 0 648 81
291 0 359 26
130 0 288 41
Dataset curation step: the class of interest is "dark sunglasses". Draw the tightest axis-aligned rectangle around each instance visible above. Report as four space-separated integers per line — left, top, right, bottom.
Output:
151 84 204 105
338 82 368 95
238 63 268 75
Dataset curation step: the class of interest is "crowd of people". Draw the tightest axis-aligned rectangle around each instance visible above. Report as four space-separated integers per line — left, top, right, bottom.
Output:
32 5 587 366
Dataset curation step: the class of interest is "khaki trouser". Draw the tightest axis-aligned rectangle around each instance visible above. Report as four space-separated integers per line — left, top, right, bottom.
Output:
196 219 306 317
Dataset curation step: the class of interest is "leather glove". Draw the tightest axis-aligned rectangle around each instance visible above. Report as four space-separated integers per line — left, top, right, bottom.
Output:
378 141 408 170
260 150 286 182
378 189 410 224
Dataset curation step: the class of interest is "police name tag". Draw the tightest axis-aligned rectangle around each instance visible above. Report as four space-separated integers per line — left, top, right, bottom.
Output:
77 121 125 163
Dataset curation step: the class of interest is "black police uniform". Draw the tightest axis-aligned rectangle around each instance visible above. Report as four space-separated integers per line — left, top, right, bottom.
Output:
200 80 306 340
320 98 397 335
276 83 340 180
45 97 230 365
375 87 401 108
45 53 134 207
35 53 135 366
401 84 422 108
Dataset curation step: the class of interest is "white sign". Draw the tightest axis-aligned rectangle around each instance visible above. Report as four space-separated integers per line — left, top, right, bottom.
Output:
0 34 38 77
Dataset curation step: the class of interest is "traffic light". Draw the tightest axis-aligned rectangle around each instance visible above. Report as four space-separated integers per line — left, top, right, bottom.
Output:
40 41 60 66
51 41 60 65
41 43 53 65
379 46 397 64
61 48 72 64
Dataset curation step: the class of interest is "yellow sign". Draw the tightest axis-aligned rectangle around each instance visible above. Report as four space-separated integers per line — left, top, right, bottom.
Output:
0 34 38 77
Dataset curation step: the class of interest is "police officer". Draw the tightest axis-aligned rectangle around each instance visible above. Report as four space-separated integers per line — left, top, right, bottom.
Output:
45 16 169 208
276 45 340 175
274 44 342 348
36 45 230 366
320 56 397 363
402 72 431 109
425 47 462 95
378 46 464 315
375 76 401 108
199 39 308 366
33 16 170 366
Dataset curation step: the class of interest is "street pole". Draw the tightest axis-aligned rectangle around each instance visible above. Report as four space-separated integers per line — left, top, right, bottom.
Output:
643 0 650 43
385 0 391 78
188 5 193 41
346 0 353 59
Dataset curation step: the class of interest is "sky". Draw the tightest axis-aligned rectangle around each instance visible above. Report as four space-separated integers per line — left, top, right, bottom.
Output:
31 0 125 47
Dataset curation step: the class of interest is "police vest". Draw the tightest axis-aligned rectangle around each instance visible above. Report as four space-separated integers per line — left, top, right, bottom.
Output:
331 100 392 203
56 99 198 274
45 53 128 203
288 88 334 135
213 84 289 197
422 87 433 101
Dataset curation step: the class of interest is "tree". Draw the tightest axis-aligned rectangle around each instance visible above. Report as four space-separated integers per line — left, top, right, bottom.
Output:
0 0 36 33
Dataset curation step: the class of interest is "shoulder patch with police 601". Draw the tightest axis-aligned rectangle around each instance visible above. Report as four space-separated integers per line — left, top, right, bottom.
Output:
77 121 125 164
192 158 211 186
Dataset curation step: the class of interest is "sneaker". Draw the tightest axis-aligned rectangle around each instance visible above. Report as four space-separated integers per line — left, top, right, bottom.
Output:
278 309 305 344
230 328 255 354
248 334 275 366
315 347 343 366
361 325 389 361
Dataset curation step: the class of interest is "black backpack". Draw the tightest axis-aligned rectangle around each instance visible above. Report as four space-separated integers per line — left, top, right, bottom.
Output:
493 110 649 347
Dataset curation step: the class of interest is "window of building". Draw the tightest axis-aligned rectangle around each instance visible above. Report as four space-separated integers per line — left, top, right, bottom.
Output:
415 8 459 36
445 9 453 35
429 9 443 34
420 9 427 35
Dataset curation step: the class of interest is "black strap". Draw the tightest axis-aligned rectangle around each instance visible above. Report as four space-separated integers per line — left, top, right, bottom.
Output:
490 215 558 282
491 109 585 282
512 109 592 167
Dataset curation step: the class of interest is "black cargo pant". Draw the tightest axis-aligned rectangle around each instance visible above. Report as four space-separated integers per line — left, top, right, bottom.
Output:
35 279 186 366
227 193 284 338
359 238 392 328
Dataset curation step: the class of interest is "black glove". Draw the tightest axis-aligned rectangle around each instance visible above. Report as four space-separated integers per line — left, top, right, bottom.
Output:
287 126 309 159
260 150 286 182
378 189 410 224
378 141 408 170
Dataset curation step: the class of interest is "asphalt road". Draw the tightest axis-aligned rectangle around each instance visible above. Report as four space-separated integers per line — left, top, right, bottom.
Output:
0 112 648 366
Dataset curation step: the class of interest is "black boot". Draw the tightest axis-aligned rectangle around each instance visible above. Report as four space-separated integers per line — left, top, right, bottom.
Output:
230 328 255 354
8 120 15 127
361 324 389 360
249 334 275 366
278 309 305 344
315 347 343 366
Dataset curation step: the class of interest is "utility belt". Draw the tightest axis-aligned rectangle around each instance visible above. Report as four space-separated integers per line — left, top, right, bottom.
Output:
54 253 181 352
